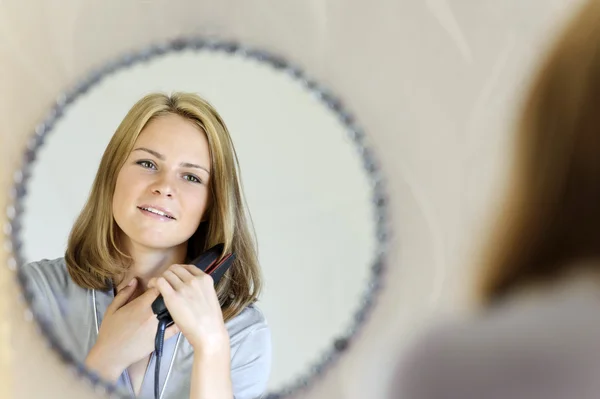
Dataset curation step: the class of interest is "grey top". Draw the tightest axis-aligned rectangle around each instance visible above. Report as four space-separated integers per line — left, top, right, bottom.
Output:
393 275 600 399
19 257 272 399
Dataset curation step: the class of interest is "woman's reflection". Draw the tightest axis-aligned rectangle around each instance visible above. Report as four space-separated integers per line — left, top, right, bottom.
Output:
20 92 271 399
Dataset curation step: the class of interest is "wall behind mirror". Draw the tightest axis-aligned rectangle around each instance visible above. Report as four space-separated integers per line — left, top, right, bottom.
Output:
0 0 585 398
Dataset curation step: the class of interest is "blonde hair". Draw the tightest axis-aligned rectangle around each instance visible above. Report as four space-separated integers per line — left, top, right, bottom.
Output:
476 0 600 305
65 91 262 321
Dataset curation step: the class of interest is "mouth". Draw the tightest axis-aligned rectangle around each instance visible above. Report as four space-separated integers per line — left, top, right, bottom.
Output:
137 205 176 220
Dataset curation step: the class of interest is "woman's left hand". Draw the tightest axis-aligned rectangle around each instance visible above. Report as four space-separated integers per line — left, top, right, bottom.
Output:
148 264 229 354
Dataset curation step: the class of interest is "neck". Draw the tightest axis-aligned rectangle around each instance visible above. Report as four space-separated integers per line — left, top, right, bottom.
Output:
116 241 188 292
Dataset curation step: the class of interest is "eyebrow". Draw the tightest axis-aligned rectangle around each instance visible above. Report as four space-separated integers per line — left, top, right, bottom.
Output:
133 147 210 175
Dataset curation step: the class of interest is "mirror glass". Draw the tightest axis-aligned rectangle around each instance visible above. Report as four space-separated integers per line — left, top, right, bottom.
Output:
10 41 387 398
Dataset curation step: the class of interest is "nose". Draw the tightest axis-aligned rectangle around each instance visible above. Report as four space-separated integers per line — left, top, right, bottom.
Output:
150 174 175 198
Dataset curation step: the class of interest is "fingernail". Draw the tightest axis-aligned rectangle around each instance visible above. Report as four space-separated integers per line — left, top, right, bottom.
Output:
127 278 135 287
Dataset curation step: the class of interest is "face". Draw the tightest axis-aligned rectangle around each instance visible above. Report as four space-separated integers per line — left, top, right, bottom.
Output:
112 113 211 253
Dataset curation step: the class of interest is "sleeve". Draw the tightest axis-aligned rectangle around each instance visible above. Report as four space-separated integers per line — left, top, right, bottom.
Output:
16 259 87 360
19 261 54 322
230 326 272 399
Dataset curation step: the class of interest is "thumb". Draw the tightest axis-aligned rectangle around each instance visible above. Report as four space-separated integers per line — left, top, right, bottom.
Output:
107 278 137 314
137 286 161 306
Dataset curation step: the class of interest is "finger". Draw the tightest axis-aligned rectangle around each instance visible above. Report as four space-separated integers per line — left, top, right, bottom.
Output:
155 276 177 298
134 286 161 307
182 264 215 290
106 278 137 313
168 264 195 283
161 269 185 291
148 277 157 289
181 263 207 277
165 323 181 340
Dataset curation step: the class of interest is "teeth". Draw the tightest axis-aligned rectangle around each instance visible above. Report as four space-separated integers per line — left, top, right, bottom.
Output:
141 207 174 219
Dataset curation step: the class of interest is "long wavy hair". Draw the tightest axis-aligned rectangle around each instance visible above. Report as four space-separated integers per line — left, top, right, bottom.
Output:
65 91 262 321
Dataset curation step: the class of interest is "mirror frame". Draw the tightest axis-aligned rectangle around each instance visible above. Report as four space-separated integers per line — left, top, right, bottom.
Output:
4 36 391 399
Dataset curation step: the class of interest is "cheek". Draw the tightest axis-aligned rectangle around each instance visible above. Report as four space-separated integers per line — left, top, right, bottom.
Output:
114 169 143 201
181 190 209 222
113 169 129 199
112 169 141 216
112 178 129 213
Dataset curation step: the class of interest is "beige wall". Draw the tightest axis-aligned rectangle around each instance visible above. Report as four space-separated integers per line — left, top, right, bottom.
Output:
0 0 584 398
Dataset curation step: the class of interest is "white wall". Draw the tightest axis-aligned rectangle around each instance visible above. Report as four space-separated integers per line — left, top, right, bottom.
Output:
0 0 585 398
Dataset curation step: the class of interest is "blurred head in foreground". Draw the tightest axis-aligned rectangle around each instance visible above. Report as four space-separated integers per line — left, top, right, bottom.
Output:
476 0 600 306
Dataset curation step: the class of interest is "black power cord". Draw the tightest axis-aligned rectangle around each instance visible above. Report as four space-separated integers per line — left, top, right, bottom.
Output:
154 318 169 399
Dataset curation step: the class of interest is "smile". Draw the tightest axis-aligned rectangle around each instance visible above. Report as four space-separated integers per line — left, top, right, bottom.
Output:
137 206 176 220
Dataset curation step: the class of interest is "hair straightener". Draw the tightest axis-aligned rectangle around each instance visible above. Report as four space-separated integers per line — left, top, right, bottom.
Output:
150 243 236 399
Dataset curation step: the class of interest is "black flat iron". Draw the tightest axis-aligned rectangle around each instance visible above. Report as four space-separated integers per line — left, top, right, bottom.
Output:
151 243 236 327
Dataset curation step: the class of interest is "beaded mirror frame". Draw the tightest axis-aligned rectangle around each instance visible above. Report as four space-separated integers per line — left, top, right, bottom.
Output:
4 37 391 399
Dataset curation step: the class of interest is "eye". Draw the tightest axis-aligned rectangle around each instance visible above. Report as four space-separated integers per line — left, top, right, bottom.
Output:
136 160 156 169
184 174 202 184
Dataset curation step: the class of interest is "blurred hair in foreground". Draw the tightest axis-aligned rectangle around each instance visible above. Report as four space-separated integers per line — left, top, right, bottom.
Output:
476 0 600 305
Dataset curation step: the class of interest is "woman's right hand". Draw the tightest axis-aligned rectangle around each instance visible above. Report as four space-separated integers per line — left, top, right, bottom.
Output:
84 278 180 382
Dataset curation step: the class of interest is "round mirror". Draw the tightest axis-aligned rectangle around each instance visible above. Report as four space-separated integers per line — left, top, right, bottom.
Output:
6 38 389 399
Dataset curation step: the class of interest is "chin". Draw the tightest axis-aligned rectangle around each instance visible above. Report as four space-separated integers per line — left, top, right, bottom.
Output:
138 237 186 250
127 229 187 250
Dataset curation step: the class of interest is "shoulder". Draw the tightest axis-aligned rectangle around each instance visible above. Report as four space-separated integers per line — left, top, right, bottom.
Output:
226 303 269 336
394 290 600 398
226 304 271 354
18 257 89 319
226 304 272 398
393 312 527 399
19 257 76 298
17 257 95 358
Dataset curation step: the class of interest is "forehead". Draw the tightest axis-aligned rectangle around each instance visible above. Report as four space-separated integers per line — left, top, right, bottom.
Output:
134 114 210 157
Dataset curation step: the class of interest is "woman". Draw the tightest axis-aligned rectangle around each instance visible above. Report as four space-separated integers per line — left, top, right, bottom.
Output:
20 92 271 399
394 1 600 398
